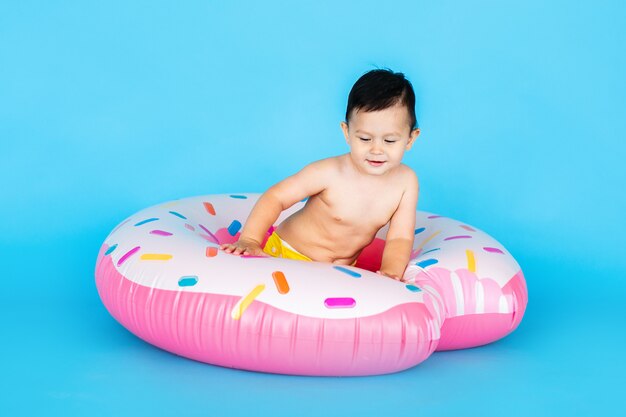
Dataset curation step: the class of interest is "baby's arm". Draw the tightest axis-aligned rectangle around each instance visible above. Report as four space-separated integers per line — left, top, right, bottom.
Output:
220 160 330 256
378 170 419 281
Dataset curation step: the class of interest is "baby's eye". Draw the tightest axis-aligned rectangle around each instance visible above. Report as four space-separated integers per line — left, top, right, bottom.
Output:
384 139 398 144
359 137 371 142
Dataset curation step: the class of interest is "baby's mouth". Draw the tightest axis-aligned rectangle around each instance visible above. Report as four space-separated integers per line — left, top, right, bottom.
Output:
367 159 386 166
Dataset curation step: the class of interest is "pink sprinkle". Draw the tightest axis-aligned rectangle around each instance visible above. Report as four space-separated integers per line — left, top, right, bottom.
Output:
117 246 141 266
444 235 472 241
428 215 443 219
483 246 504 254
460 225 476 232
150 230 173 236
324 297 356 309
185 223 195 231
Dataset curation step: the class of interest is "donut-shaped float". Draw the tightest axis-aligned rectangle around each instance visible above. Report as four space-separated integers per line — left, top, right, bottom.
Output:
95 194 527 376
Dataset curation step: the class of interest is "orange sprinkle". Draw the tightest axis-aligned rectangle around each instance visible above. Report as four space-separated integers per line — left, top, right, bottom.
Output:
272 271 290 294
206 247 218 257
204 202 216 215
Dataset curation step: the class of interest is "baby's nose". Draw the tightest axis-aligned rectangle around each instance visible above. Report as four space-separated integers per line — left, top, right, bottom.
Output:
370 141 383 153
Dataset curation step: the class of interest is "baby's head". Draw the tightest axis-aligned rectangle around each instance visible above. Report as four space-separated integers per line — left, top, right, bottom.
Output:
341 69 420 175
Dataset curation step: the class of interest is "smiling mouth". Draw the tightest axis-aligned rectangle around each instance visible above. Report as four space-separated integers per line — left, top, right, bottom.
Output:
367 160 386 167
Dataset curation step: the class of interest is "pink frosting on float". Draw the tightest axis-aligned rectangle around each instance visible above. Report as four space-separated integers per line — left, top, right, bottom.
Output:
95 245 440 376
411 268 527 351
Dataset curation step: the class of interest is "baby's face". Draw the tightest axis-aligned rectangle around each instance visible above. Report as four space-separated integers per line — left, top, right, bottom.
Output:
341 103 419 176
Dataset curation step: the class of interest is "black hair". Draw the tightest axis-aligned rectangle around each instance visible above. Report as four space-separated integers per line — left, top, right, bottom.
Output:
345 68 418 130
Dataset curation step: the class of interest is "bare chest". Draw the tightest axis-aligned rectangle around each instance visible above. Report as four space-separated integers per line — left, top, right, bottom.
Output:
314 181 403 229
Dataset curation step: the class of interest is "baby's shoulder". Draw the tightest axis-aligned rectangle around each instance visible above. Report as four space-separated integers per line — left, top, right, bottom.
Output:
397 163 419 185
305 155 343 173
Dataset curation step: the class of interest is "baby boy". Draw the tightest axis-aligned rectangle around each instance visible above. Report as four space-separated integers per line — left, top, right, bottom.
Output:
220 69 421 281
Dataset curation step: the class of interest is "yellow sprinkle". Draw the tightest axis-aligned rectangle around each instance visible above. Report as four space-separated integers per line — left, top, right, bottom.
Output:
231 284 266 320
416 230 441 252
140 253 173 261
466 249 476 272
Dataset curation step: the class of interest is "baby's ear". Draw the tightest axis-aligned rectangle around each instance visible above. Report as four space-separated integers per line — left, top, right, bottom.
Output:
406 128 420 149
340 121 350 142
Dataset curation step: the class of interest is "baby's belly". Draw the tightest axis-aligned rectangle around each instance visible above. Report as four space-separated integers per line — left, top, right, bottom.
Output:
275 215 376 264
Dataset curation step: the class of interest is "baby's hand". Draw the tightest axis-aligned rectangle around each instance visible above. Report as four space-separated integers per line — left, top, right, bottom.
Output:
376 270 407 283
220 238 265 257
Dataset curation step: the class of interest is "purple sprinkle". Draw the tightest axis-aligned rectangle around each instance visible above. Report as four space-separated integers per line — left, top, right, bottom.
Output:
198 224 219 244
150 230 173 236
444 235 472 241
483 246 504 254
324 297 356 309
117 246 141 267
428 215 443 219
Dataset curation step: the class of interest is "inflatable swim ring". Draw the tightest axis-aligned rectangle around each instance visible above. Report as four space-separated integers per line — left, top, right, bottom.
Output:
95 193 527 376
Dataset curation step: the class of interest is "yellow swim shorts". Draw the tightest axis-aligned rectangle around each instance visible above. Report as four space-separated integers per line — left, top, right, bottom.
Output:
262 231 358 266
263 231 312 261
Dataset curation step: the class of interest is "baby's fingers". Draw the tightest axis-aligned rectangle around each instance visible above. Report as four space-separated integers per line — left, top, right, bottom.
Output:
220 244 239 253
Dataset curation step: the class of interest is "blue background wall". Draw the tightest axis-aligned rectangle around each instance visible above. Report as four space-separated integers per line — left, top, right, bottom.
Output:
1 1 624 416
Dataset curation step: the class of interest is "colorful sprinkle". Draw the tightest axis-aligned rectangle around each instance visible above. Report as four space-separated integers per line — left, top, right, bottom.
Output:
169 211 187 220
184 223 196 231
198 224 219 244
117 246 140 266
272 271 290 294
229 195 248 199
333 266 362 278
203 202 216 215
416 258 438 268
422 248 441 255
428 215 443 219
444 235 472 241
134 218 158 226
105 244 118 256
231 284 265 320
206 247 218 257
416 230 441 252
466 249 476 272
405 284 422 292
414 227 426 235
324 298 356 309
140 253 173 261
484 247 504 254
150 230 173 236
460 225 476 232
228 220 242 236
178 276 198 287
